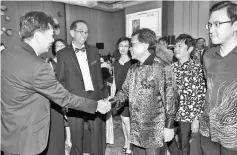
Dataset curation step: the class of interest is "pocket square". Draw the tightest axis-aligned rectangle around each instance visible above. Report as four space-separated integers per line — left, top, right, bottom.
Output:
90 60 97 65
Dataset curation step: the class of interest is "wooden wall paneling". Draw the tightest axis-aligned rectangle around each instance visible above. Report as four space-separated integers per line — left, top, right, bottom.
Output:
30 1 44 11
111 11 125 55
1 1 19 48
163 1 174 36
97 11 113 55
65 4 71 45
173 1 184 36
190 1 199 38
183 1 191 34
172 1 210 44
87 9 98 46
53 2 67 41
197 1 209 43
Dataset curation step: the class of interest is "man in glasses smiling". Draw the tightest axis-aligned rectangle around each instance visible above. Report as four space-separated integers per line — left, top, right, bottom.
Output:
57 20 107 155
199 1 237 155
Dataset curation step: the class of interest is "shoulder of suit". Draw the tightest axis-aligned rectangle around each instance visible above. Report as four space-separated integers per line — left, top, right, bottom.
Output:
17 45 45 65
204 46 218 58
6 45 48 74
57 45 73 56
86 44 98 51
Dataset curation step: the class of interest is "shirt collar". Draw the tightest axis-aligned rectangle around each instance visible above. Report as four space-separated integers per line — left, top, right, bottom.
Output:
20 41 37 56
177 58 193 67
214 45 237 56
137 52 156 66
196 48 204 51
232 45 237 55
72 41 85 51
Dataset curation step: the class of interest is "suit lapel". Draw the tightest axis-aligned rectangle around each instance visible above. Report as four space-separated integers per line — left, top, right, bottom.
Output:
69 45 82 73
85 45 94 76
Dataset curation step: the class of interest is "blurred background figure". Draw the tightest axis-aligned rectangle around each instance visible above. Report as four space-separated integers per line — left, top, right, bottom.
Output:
47 39 67 74
192 37 208 64
100 56 112 81
156 37 174 65
113 37 133 155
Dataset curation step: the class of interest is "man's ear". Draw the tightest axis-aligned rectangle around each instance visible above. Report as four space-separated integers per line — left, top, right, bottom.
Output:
188 46 194 53
33 31 41 43
232 20 237 32
70 30 74 38
143 43 149 51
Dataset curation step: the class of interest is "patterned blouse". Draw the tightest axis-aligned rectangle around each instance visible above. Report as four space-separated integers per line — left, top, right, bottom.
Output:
114 53 177 148
171 59 206 122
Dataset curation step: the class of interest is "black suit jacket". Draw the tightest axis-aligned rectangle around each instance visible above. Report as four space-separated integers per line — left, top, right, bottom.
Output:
1 42 98 155
56 43 105 103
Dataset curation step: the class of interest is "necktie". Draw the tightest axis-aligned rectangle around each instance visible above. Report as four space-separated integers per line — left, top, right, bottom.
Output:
75 47 86 53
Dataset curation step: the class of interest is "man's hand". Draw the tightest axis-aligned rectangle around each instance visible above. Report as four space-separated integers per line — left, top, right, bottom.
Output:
96 99 111 114
191 119 199 133
164 128 174 142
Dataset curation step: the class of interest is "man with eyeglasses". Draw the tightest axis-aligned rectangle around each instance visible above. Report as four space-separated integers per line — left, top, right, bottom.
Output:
1 12 110 155
199 1 237 155
56 20 107 155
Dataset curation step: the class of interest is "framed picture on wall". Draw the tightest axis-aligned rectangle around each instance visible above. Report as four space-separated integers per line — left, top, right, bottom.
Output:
126 8 162 37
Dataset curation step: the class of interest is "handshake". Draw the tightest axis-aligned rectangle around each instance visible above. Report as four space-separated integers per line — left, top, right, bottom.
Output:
96 98 118 114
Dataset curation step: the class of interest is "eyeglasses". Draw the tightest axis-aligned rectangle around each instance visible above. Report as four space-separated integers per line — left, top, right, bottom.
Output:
74 30 88 35
130 42 140 47
206 21 234 30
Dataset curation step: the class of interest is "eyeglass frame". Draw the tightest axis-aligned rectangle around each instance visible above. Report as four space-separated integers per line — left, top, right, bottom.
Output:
74 29 89 35
206 20 235 30
130 42 141 47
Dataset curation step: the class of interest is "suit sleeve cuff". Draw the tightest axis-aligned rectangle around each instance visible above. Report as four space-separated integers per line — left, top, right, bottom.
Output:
165 119 175 129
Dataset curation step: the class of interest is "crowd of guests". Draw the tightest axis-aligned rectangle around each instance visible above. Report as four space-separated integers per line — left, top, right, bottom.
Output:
1 1 237 155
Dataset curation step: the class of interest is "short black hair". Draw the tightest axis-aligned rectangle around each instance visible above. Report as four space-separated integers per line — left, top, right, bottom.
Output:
196 37 206 42
70 20 88 30
52 39 67 56
158 37 168 44
19 11 55 40
176 34 196 53
210 1 237 24
131 28 156 53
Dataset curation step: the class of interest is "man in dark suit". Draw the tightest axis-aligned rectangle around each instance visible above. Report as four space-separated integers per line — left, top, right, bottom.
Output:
1 11 110 155
193 37 209 64
57 20 107 155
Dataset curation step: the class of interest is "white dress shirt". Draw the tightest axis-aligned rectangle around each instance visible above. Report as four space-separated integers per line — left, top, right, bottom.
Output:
72 42 94 91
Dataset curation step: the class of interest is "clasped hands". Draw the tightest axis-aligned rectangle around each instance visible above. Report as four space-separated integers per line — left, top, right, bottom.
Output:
96 98 112 114
163 128 175 142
